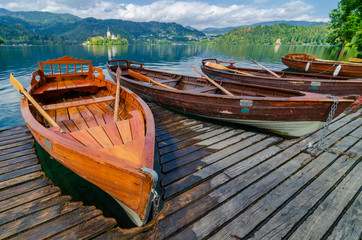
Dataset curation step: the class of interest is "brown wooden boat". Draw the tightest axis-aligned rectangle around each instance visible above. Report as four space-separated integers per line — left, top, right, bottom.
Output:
201 59 362 96
11 56 156 227
281 53 362 78
107 59 358 137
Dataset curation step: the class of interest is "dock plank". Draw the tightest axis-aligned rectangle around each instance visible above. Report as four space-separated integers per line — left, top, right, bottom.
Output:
133 105 361 240
0 126 121 239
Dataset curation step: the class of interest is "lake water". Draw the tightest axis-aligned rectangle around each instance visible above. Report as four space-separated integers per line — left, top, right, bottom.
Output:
0 44 354 130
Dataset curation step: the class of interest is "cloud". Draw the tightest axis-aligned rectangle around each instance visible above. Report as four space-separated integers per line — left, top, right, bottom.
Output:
0 0 328 29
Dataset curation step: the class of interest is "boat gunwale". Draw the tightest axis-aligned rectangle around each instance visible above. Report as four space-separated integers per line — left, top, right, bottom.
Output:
107 63 357 104
201 58 359 83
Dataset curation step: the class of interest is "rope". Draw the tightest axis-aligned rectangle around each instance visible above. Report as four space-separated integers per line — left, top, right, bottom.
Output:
317 95 338 151
151 189 161 239
312 61 340 75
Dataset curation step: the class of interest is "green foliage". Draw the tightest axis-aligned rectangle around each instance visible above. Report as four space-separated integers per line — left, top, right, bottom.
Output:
0 36 4 43
0 10 205 45
85 36 128 45
210 24 328 45
327 0 362 51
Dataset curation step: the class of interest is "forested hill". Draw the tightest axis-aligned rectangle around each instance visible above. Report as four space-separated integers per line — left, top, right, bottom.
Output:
211 24 329 45
0 9 205 44
202 20 327 35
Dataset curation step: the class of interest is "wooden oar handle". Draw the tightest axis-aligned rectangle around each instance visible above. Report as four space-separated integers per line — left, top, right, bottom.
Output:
10 73 65 133
191 66 234 96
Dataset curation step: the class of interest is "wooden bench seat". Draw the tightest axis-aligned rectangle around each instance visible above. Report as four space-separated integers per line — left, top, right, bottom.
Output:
33 80 106 95
157 79 180 84
43 96 115 110
186 86 218 93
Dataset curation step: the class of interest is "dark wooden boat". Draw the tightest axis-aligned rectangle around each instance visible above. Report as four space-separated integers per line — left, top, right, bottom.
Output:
107 59 357 137
11 56 156 227
281 53 362 78
201 59 362 96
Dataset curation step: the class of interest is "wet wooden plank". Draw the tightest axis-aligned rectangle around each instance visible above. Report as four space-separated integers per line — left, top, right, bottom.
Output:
49 215 117 240
133 106 361 240
0 139 34 152
0 132 32 145
0 153 37 168
0 201 83 239
0 158 39 175
160 128 235 162
0 165 42 182
327 192 361 240
0 185 60 213
0 177 51 201
161 131 256 185
14 208 105 240
289 157 361 239
163 134 273 199
0 193 64 226
0 143 34 160
0 171 45 190
209 136 361 240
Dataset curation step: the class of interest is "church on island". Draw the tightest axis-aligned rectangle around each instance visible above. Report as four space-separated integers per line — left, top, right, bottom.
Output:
107 27 117 40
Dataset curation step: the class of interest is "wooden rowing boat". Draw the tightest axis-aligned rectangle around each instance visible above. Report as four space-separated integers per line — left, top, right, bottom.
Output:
281 53 362 78
12 56 156 227
200 59 362 96
107 59 358 137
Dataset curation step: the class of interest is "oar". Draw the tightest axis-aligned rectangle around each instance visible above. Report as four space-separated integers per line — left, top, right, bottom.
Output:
10 73 65 133
205 61 255 76
114 67 121 123
190 66 234 96
249 58 281 78
128 69 176 90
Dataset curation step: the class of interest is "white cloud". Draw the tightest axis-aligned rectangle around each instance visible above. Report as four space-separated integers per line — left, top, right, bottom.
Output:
0 0 328 29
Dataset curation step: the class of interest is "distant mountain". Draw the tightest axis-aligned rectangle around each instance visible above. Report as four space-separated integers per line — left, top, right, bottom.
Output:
0 8 11 15
202 20 327 34
0 9 205 44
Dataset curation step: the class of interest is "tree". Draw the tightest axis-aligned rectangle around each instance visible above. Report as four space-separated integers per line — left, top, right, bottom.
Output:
0 36 5 43
327 0 362 51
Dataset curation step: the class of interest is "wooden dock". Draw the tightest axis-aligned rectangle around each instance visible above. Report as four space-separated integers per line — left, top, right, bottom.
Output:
1 105 361 239
0 126 117 239
113 104 361 239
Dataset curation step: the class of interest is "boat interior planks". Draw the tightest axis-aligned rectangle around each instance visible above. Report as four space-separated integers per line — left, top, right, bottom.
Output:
117 103 361 240
0 126 118 239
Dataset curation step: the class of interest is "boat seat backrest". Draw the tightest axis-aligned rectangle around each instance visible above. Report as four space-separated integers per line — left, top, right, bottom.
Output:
39 56 92 78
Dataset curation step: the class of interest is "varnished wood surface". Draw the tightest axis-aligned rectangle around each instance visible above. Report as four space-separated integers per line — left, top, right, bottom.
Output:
117 103 360 240
0 126 116 239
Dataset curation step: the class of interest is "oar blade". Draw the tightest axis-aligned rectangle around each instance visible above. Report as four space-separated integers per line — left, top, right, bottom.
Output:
10 73 24 92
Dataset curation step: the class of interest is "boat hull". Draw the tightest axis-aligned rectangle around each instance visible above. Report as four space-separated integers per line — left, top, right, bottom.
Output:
281 54 362 78
201 60 362 96
18 56 157 227
107 64 356 137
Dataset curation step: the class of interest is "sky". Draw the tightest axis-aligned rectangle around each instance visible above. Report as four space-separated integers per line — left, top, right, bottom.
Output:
0 0 340 30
